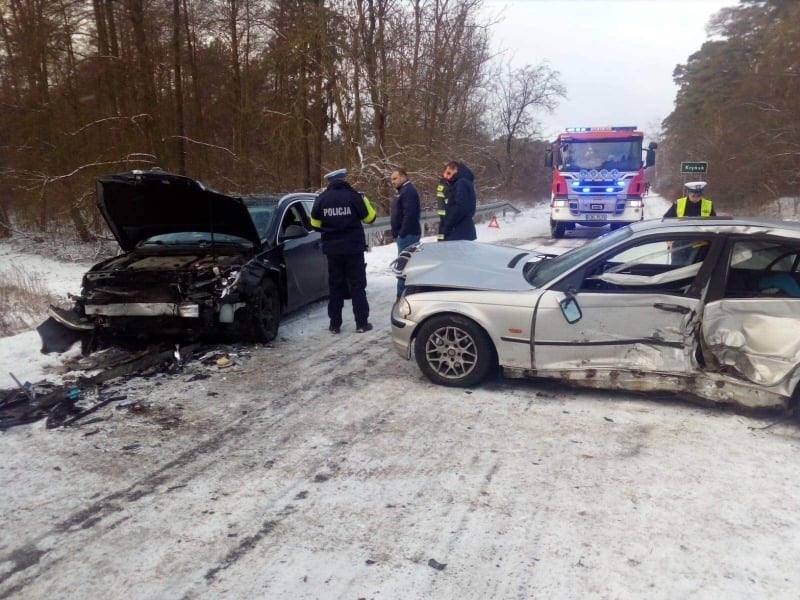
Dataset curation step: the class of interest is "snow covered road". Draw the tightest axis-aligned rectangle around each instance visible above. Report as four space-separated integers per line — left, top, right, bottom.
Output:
2 197 799 599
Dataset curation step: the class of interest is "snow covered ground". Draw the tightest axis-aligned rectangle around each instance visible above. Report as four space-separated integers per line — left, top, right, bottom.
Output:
1 194 799 599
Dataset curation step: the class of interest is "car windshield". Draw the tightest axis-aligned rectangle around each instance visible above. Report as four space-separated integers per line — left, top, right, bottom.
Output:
558 139 643 172
139 232 252 246
244 196 279 239
527 226 634 287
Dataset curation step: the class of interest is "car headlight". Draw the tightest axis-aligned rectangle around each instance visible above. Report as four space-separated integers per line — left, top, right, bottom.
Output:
397 298 412 318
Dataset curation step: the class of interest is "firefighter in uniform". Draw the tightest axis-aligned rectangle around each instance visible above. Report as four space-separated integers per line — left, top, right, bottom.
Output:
310 168 377 333
435 168 449 241
664 181 715 218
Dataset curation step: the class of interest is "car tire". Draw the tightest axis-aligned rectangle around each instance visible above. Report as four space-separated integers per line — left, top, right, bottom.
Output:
550 220 566 239
248 278 280 342
414 314 495 387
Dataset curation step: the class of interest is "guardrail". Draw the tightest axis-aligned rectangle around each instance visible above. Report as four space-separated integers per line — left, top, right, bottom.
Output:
364 201 522 247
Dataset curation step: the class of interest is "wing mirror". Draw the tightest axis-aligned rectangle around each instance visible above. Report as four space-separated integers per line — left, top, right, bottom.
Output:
283 224 309 239
559 291 582 324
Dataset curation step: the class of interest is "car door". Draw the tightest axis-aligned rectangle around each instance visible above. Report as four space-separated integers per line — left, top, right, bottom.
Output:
532 234 715 374
700 236 800 396
278 199 328 310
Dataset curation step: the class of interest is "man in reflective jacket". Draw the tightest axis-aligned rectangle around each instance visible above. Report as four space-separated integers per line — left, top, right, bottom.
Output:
664 181 716 218
311 168 377 333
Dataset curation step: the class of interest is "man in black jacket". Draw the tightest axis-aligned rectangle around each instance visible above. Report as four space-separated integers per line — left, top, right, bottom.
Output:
389 168 421 298
441 161 477 241
311 169 377 333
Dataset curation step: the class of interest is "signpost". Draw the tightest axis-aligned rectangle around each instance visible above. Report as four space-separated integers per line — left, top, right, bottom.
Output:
681 161 708 174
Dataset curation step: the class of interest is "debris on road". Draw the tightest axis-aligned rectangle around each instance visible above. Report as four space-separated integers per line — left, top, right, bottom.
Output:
428 558 447 571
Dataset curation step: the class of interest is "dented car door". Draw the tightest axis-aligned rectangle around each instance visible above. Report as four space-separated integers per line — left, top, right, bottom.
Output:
701 237 800 396
532 236 714 375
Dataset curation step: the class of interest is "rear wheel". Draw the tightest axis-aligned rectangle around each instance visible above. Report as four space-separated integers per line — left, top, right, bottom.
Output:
550 220 566 238
414 315 495 387
248 278 280 342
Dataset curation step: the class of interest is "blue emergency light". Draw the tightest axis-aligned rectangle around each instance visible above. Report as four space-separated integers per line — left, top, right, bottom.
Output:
565 126 638 133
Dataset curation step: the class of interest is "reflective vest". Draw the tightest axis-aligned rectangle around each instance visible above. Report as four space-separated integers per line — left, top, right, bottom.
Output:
676 197 713 217
435 178 448 216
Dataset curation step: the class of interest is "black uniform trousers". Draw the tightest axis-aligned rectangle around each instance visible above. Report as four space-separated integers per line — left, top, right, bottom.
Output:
326 252 369 327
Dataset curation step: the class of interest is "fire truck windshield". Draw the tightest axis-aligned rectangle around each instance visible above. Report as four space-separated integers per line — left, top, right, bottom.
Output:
558 140 643 172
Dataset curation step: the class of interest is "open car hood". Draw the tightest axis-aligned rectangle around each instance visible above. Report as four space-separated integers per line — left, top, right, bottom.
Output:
401 241 535 291
96 170 261 252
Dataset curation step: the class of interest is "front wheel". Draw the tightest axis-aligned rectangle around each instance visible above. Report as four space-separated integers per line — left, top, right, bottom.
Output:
248 278 280 342
414 315 495 387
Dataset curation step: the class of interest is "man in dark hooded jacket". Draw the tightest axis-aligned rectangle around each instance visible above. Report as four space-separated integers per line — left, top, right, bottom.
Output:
441 161 477 241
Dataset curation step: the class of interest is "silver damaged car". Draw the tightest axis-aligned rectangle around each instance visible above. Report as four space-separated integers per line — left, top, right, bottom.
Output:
390 217 800 412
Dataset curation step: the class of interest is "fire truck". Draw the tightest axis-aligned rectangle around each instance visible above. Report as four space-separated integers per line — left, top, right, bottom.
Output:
544 126 657 238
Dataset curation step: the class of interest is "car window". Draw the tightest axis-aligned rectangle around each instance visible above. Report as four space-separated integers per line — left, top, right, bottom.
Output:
528 226 633 286
139 232 252 246
247 204 277 239
301 198 315 215
279 202 312 236
724 240 800 298
579 238 711 295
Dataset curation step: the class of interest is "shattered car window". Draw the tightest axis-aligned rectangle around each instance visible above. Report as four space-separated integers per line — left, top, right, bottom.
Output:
582 238 710 294
725 240 800 298
528 226 632 287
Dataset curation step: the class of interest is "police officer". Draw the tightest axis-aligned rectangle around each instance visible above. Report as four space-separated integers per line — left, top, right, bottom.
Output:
311 168 377 333
664 181 716 218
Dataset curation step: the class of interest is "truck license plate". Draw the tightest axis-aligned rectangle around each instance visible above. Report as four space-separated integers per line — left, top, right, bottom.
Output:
587 214 607 221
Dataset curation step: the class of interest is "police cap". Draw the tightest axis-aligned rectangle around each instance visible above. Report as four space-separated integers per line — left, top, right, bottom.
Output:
685 181 707 194
324 168 347 182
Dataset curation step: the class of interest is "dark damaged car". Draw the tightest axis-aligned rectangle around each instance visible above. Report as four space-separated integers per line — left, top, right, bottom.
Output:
40 170 328 352
391 217 800 413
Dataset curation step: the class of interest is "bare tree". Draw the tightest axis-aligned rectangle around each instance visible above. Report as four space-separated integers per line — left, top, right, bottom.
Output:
489 61 565 190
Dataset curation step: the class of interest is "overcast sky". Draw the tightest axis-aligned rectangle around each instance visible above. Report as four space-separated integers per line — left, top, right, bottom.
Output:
484 0 738 140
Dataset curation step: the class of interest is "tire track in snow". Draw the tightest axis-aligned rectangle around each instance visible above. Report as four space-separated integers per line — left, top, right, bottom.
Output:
0 325 401 598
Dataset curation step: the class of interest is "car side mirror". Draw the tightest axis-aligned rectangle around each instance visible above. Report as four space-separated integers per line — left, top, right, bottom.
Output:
559 295 582 324
283 224 308 239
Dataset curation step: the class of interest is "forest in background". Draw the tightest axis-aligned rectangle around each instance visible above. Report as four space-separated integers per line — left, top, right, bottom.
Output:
657 0 800 211
0 0 563 240
0 0 798 242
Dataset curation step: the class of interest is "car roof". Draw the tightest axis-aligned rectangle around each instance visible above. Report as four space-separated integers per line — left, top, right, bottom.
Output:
242 192 317 207
630 217 800 238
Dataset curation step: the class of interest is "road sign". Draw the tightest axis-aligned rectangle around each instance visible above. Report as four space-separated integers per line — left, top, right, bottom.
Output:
681 161 708 174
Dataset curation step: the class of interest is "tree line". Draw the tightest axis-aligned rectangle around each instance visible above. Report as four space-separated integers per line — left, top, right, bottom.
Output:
657 0 800 212
0 0 564 240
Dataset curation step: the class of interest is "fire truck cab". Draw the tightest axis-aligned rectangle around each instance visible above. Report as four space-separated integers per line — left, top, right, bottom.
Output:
545 126 657 238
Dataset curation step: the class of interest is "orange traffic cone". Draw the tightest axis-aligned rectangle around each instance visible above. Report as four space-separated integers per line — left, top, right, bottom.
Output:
488 216 499 228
